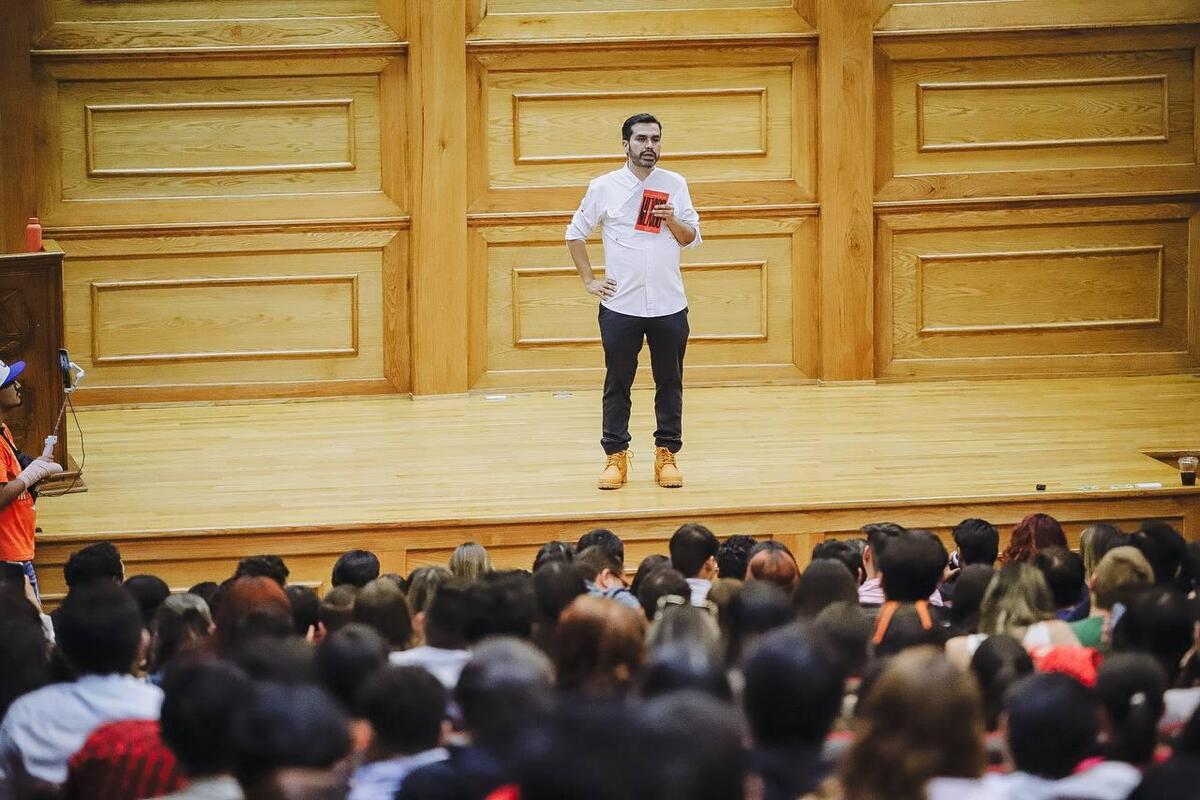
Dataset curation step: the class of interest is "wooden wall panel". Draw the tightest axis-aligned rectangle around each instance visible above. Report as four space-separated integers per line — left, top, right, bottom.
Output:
59 230 408 399
468 0 814 41
879 0 1200 33
37 0 405 50
36 55 407 228
472 215 817 388
876 30 1200 202
876 203 1200 379
468 44 817 214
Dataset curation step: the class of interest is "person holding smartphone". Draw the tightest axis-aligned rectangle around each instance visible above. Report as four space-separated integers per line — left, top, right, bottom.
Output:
566 113 701 490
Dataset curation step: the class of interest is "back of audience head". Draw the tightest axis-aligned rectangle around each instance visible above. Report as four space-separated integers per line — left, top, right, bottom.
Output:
1092 546 1154 611
1003 512 1067 564
423 578 474 650
149 593 213 675
0 593 53 717
1080 522 1126 577
575 528 624 568
669 522 719 580
953 518 999 567
231 635 316 684
745 540 800 596
187 581 220 606
317 584 358 638
1034 546 1085 611
1112 586 1194 684
948 564 994 633
449 541 492 581
716 534 758 581
406 565 452 622
861 521 906 577
813 602 872 678
628 554 670 599
456 637 555 757
575 545 625 586
555 595 645 696
641 691 750 800
124 573 171 626
636 567 689 622
810 540 864 585
969 634 1033 731
796 558 858 618
724 581 795 665
878 529 946 603
1005 673 1098 779
356 665 446 757
646 601 720 654
979 562 1054 636
463 570 538 643
64 542 124 588
1096 652 1167 765
57 580 146 676
161 658 254 778
284 585 319 638
231 682 351 800
532 540 575 572
234 555 289 587
1130 520 1191 589
741 625 843 750
842 648 985 799
352 576 412 650
533 561 587 629
331 549 380 588
638 641 730 702
315 622 388 711
873 603 946 657
213 576 293 655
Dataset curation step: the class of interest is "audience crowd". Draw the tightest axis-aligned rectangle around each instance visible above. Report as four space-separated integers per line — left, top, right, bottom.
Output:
1 516 1199 800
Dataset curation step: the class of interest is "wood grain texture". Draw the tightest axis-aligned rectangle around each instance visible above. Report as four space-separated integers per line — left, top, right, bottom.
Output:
0 0 36 252
879 0 1200 33
876 202 1200 378
29 375 1200 593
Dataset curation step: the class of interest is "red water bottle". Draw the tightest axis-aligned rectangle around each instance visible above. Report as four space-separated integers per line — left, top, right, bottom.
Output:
25 218 42 252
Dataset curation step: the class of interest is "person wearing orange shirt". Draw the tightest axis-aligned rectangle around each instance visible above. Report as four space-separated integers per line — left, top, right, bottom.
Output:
0 359 63 599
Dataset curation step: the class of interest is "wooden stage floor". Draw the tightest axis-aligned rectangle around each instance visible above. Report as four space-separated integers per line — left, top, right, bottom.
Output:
31 375 1200 598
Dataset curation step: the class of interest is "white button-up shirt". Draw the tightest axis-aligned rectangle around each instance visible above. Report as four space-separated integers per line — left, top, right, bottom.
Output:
566 164 701 318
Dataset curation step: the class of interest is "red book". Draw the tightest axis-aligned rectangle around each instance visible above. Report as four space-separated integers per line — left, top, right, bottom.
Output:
634 189 669 233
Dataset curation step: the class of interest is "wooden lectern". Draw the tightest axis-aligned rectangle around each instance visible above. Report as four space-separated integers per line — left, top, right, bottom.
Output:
0 243 83 491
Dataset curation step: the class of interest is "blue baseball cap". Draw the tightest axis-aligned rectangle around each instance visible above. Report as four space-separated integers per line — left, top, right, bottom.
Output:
0 359 25 389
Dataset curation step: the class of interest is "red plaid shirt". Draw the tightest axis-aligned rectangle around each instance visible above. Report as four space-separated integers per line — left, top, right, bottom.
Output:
65 720 185 800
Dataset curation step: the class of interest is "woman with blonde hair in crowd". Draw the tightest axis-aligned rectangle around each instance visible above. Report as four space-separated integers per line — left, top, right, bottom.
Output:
805 647 986 800
945 562 1079 669
449 541 492 581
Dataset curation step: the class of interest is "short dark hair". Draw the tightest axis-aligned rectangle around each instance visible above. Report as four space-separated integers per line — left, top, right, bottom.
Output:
636 568 690 622
669 523 719 578
811 540 863 584
1006 673 1099 779
317 584 358 634
235 556 289 587
284 585 319 637
953 518 999 567
160 658 254 776
621 113 661 142
741 625 843 747
425 578 476 649
232 683 350 788
463 571 538 643
455 638 554 753
357 666 446 755
56 581 145 675
123 574 171 625
353 578 413 649
532 562 587 626
862 522 907 561
187 582 220 606
315 623 388 711
1034 546 1085 609
878 530 947 603
332 549 380 588
639 642 731 702
716 535 758 581
796 559 858 618
575 529 624 568
969 634 1033 731
641 692 750 800
63 542 124 587
1130 521 1190 588
1096 652 1168 764
574 545 623 582
533 540 575 572
1112 587 1194 684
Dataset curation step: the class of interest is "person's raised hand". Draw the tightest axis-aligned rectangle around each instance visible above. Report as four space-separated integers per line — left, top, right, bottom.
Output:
15 457 63 491
586 278 617 300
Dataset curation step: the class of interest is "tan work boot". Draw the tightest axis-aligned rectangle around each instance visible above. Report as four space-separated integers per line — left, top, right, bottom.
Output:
654 447 683 488
598 450 630 490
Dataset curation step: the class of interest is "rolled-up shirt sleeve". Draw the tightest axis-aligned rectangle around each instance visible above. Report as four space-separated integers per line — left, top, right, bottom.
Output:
675 180 701 249
566 180 603 241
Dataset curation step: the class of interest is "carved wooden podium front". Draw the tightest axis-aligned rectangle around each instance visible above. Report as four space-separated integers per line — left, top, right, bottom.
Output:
0 243 82 489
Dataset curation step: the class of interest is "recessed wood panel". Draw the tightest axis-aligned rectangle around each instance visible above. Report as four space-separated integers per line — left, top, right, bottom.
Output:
60 230 406 395
876 34 1200 201
879 0 1200 32
876 204 1199 378
473 216 816 388
92 275 359 364
468 45 817 213
39 0 404 49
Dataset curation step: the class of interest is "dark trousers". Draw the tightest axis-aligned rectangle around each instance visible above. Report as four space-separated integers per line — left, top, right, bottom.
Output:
598 305 689 455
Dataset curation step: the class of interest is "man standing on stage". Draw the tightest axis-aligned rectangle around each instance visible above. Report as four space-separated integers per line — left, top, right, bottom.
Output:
0 358 63 598
566 113 701 490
